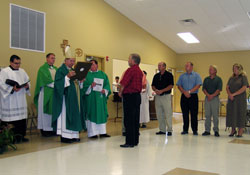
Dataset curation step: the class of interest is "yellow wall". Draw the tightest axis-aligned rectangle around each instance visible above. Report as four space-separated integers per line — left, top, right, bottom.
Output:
0 0 176 118
176 50 250 115
3 0 249 119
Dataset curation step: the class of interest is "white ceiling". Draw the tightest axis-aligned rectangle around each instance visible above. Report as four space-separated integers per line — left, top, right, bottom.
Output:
104 0 250 54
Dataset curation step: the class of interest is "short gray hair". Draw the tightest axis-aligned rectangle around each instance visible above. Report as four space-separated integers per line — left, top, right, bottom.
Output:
130 53 141 65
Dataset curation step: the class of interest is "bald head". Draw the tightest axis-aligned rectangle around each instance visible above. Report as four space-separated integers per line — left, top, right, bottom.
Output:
158 62 166 73
185 61 193 73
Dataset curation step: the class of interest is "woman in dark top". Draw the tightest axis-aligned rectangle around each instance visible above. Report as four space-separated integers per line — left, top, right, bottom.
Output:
226 63 249 137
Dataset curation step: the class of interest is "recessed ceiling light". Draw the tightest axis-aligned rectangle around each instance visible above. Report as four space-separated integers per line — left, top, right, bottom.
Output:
177 32 200 44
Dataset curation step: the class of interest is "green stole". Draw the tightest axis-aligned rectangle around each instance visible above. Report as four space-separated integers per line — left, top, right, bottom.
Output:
34 63 57 115
81 70 111 124
52 64 83 131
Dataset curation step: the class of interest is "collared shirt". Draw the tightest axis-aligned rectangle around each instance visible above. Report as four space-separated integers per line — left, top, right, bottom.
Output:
120 65 143 94
112 82 120 92
9 65 18 71
152 70 174 95
203 75 223 95
176 71 202 93
47 64 56 81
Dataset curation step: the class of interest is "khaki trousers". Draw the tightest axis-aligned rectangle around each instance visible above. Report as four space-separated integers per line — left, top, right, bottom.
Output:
204 96 220 132
155 94 173 132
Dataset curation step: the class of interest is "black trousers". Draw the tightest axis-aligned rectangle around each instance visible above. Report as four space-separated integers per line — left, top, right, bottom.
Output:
113 92 122 102
180 94 198 132
1 119 27 138
123 93 141 146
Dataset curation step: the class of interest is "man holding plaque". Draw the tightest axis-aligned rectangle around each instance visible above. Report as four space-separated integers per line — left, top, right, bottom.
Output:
52 46 84 143
81 60 111 138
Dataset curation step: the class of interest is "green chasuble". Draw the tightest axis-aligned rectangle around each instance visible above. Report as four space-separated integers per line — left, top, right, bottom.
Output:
52 64 84 131
81 70 111 124
34 63 57 115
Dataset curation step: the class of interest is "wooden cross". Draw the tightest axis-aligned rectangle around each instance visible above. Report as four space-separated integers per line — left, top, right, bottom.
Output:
60 39 70 55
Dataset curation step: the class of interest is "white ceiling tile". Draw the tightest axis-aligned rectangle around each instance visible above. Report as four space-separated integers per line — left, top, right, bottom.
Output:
104 0 250 53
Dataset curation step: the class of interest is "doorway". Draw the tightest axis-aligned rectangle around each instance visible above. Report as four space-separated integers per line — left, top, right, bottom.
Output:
85 54 105 71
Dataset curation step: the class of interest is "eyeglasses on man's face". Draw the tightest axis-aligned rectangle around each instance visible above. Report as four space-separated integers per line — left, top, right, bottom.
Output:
13 62 21 65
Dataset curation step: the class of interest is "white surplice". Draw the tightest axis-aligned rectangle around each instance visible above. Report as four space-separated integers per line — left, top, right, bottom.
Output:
37 67 56 131
86 120 106 137
140 80 151 124
56 76 79 139
0 67 30 122
37 87 53 131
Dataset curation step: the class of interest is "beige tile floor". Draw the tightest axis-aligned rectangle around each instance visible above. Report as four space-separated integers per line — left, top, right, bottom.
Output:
0 114 183 159
229 139 250 145
163 167 219 175
0 114 250 175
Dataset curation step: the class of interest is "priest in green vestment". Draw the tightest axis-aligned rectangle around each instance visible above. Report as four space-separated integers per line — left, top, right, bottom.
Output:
52 46 84 143
34 53 57 137
81 60 111 138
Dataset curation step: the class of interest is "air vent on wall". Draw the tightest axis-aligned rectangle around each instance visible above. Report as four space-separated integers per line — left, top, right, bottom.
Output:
179 19 197 26
10 4 45 52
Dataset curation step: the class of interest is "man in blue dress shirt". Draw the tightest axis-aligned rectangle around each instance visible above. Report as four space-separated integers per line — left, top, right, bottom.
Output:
176 62 202 135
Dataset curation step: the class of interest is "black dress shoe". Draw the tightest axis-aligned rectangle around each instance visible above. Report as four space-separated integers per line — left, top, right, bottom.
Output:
51 131 57 136
22 137 29 142
193 132 198 136
89 135 98 139
41 130 57 137
141 124 146 128
100 134 111 138
13 136 22 144
202 131 210 136
120 144 134 148
156 131 166 135
167 132 172 136
236 135 243 138
181 131 188 135
41 130 49 137
60 137 73 143
229 131 237 137
72 138 81 142
214 132 220 137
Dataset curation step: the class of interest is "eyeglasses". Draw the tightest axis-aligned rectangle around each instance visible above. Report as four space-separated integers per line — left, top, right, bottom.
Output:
13 62 21 65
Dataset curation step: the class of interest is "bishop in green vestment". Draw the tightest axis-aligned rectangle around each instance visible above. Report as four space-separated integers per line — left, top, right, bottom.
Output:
52 47 84 143
81 60 111 138
34 53 57 137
